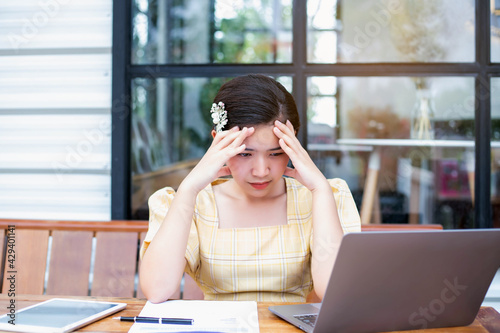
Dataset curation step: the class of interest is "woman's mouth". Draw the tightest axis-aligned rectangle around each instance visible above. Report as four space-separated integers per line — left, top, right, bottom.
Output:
250 181 270 190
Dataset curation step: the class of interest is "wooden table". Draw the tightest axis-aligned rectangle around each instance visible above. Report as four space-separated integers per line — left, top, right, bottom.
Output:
0 294 499 332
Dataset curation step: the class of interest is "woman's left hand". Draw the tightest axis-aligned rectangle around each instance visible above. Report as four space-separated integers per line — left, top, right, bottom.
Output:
273 120 329 192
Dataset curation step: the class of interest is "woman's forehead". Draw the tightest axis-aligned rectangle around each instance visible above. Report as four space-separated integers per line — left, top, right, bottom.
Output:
242 124 280 150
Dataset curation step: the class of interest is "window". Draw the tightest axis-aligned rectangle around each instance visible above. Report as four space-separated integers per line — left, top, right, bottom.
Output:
114 0 499 228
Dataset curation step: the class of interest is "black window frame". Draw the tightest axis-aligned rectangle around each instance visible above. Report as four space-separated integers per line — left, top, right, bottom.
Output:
112 0 499 228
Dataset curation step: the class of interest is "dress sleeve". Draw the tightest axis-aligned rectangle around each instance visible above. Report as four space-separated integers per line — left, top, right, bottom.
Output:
139 187 176 259
139 187 201 277
329 178 361 233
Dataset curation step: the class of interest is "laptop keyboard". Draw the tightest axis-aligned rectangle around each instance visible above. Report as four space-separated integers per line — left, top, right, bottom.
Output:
294 314 318 327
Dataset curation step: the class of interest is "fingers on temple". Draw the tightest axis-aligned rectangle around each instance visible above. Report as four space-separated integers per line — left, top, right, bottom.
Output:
274 119 294 134
231 127 254 147
285 119 295 132
213 126 239 144
217 127 254 154
216 127 245 147
274 121 298 145
275 126 296 150
279 138 295 158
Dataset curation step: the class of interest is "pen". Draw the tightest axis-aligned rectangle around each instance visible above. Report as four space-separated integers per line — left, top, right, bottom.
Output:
114 316 194 325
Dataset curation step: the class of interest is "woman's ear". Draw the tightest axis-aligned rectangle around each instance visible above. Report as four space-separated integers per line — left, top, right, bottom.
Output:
211 129 217 138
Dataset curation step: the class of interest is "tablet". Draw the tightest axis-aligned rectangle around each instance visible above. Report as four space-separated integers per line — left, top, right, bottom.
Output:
0 298 126 333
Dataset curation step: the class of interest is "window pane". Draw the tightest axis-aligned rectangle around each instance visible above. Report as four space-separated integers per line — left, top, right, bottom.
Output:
132 0 292 64
492 78 500 227
337 77 475 140
308 0 475 63
131 76 292 219
493 4 500 62
308 76 475 227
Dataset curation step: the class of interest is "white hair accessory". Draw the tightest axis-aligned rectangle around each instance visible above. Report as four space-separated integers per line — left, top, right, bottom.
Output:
210 101 228 132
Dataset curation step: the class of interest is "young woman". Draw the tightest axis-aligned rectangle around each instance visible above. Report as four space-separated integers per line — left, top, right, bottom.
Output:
140 74 361 303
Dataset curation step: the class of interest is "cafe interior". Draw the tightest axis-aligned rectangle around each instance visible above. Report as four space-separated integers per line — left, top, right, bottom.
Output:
0 0 499 331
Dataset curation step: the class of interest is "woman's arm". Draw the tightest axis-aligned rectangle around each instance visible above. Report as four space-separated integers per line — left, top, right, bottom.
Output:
140 127 254 303
309 183 344 299
273 120 344 300
139 185 198 303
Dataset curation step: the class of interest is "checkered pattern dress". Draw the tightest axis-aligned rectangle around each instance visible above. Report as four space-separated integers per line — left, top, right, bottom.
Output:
141 177 361 302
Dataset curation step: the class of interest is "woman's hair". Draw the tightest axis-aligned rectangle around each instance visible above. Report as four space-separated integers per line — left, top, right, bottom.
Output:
213 74 300 133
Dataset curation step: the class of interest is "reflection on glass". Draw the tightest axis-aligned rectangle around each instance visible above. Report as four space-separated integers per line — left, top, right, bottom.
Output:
308 76 475 227
493 5 500 62
308 0 475 63
132 0 292 64
491 78 500 227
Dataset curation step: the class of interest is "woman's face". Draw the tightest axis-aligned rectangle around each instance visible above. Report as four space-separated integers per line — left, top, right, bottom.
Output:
226 124 289 198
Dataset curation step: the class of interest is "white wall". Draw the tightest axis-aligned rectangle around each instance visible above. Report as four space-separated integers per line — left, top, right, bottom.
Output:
0 0 112 220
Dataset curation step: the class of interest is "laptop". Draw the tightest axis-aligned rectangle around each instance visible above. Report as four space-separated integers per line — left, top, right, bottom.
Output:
269 229 500 333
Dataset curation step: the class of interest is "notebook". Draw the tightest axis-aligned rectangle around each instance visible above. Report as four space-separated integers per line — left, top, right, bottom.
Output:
269 229 500 333
128 300 259 332
0 298 126 333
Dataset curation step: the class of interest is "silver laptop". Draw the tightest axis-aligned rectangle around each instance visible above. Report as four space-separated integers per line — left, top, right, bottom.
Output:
269 229 500 333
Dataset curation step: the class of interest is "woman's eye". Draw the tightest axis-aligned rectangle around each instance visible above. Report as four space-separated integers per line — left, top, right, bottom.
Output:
270 152 284 157
238 153 251 157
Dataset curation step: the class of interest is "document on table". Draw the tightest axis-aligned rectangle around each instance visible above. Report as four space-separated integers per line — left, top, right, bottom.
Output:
128 300 259 333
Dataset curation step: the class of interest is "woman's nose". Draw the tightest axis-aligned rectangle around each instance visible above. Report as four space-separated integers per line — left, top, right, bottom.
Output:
252 157 269 177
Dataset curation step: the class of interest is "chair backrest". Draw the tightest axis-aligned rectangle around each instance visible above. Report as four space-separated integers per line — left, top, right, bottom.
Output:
0 219 150 298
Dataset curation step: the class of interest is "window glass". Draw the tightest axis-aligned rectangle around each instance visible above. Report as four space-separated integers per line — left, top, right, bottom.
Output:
492 78 500 227
132 0 293 64
308 0 475 63
308 76 475 227
493 4 500 62
308 76 338 144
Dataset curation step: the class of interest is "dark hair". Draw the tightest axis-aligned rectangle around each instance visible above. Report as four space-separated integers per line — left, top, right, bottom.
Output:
213 74 300 133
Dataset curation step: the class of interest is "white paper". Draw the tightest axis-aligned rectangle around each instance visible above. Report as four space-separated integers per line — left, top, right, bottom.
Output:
128 300 259 333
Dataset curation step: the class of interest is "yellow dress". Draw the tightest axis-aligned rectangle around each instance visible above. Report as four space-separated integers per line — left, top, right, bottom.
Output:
140 177 361 302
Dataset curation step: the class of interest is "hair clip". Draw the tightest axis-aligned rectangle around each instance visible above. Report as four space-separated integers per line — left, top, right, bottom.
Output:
210 101 228 132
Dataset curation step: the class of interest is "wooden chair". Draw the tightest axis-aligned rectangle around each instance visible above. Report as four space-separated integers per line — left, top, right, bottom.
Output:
0 219 203 299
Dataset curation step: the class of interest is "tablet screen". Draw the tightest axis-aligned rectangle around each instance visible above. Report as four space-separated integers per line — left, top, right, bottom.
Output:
0 298 126 332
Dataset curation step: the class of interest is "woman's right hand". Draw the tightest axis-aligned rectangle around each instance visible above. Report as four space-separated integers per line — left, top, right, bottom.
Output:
180 126 254 194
